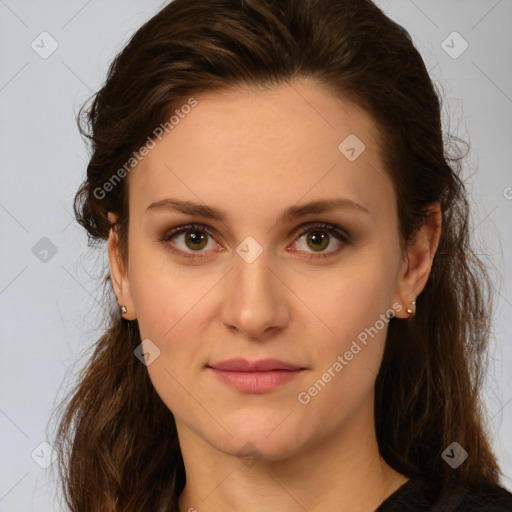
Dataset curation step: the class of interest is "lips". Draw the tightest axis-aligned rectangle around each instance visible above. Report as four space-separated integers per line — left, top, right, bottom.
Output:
206 358 306 393
207 358 304 372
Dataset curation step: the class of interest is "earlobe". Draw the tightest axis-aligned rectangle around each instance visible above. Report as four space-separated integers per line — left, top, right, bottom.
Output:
107 212 137 320
393 202 442 319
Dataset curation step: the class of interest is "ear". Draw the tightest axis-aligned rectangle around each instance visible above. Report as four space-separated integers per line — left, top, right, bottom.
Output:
392 202 442 318
107 212 137 320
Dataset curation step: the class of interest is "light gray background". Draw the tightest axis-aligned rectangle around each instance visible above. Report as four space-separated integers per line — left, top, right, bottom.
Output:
0 1 511 510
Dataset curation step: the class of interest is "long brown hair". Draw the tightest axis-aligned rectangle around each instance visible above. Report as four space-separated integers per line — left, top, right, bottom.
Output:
51 0 503 510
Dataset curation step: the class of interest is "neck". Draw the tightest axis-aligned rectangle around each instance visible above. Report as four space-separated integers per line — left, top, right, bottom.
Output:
177 403 408 512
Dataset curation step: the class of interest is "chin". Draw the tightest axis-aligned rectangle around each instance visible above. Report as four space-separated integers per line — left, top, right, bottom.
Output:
210 420 305 463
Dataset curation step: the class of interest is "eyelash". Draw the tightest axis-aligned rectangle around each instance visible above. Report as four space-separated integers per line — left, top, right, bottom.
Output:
160 222 351 261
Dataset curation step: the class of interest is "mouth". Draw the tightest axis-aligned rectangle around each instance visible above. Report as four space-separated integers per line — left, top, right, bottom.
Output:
206 358 306 393
207 358 304 372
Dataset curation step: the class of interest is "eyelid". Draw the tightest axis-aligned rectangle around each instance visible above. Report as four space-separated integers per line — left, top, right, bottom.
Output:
292 222 350 243
160 221 350 259
161 223 218 243
161 223 221 260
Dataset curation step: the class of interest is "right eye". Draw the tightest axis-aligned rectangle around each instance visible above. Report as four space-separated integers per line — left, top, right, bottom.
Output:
161 223 223 260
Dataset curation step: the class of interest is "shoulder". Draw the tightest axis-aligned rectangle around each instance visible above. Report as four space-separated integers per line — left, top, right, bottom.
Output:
376 477 512 512
436 482 512 512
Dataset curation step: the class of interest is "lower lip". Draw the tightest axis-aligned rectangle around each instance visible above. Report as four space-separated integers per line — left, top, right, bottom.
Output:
209 368 304 393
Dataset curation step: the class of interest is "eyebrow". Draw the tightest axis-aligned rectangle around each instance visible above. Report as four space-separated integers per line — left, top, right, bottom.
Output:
146 197 369 223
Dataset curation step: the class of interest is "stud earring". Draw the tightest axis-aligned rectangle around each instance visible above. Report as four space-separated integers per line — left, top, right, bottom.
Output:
120 304 127 315
406 300 416 315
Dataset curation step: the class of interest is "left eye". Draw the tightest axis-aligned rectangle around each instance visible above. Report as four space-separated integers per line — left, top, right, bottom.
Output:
161 222 350 260
294 223 350 259
290 223 350 258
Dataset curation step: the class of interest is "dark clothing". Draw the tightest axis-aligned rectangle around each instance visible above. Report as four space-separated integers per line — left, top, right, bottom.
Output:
375 477 512 511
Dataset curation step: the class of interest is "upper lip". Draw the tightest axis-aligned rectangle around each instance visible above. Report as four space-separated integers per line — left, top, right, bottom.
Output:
207 358 304 372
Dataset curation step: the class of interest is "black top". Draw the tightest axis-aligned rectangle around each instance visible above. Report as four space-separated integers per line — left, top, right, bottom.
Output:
375 477 512 511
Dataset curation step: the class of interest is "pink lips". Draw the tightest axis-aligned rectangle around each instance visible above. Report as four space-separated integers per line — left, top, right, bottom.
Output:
207 358 305 393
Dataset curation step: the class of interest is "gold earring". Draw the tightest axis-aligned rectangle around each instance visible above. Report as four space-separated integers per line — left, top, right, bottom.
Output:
406 300 416 315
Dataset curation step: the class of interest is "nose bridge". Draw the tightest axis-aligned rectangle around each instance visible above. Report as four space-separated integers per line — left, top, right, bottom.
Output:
234 243 272 299
222 240 288 338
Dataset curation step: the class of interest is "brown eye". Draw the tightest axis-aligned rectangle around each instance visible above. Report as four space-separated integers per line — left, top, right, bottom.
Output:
290 222 350 259
182 230 208 251
305 231 330 252
161 221 350 262
161 223 220 260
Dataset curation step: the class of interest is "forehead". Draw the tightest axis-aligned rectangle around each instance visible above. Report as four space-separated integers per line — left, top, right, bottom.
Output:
128 80 394 222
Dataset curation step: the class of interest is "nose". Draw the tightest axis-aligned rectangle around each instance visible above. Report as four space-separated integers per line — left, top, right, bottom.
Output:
221 248 290 340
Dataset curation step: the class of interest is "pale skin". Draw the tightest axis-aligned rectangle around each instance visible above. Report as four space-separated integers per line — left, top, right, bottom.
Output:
108 80 442 512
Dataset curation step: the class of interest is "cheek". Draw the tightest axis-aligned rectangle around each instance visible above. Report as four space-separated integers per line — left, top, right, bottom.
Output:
128 258 216 421
301 252 398 392
308 253 397 340
296 275 393 426
127 244 223 367
131 270 205 353
127 238 183 328
129 231 398 400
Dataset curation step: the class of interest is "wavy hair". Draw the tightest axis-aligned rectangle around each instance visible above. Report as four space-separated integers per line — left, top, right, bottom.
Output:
52 0 503 510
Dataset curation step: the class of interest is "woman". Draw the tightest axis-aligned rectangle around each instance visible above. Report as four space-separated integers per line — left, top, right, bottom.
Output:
53 0 512 510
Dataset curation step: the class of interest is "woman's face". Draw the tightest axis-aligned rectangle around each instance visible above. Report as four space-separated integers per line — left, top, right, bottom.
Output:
110 80 418 462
